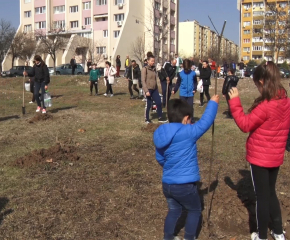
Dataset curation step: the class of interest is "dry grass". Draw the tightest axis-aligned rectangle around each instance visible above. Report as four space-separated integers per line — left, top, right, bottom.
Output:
0 75 289 239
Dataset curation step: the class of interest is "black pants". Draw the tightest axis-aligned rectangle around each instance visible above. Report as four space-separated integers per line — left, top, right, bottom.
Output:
106 80 113 94
161 81 172 108
72 67 76 75
180 96 194 121
200 85 210 105
90 81 98 94
34 81 46 109
251 164 283 239
128 80 139 96
226 96 231 117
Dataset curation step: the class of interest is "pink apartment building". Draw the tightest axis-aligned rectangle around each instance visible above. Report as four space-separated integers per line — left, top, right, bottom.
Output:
2 0 179 71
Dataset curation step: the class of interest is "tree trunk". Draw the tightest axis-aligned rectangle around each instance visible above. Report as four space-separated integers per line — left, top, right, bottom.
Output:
11 55 15 68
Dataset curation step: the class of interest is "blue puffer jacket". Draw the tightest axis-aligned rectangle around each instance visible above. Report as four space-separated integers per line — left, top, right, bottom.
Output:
153 101 218 184
174 70 197 97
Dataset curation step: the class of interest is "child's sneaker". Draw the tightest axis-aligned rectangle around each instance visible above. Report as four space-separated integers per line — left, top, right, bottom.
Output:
251 232 267 240
270 231 285 240
145 119 152 124
36 106 41 112
42 109 47 114
103 93 107 96
110 94 114 97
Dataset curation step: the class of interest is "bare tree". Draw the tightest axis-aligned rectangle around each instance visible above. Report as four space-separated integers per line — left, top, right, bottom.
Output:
0 19 15 71
130 36 146 66
35 27 69 71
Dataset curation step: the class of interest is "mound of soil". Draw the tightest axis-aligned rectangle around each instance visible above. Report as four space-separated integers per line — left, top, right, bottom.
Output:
14 143 80 167
141 123 161 133
28 113 53 123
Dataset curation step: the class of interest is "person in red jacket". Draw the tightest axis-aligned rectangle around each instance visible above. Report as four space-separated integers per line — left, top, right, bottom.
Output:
208 58 216 78
228 61 290 240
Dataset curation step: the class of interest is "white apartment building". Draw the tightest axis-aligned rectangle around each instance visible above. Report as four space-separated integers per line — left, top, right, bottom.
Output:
2 0 179 71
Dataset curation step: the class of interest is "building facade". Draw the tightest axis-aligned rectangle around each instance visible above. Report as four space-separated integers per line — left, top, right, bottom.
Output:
238 0 290 64
178 20 239 61
2 0 179 71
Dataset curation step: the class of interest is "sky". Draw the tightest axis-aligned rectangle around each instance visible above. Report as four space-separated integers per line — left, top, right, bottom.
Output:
0 0 240 45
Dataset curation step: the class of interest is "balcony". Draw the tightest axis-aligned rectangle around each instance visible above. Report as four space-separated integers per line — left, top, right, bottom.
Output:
170 44 175 52
170 1 176 11
170 16 176 25
170 30 175 38
163 0 169 6
93 4 108 15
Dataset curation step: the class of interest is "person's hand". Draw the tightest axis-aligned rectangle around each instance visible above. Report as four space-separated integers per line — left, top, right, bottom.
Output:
211 95 219 104
146 92 150 97
228 87 239 99
45 85 48 91
166 77 170 82
23 71 28 76
223 95 225 98
171 91 175 95
193 91 196 93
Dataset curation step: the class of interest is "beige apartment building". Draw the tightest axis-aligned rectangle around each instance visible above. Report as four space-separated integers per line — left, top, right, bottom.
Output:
178 20 239 61
2 0 179 71
237 0 290 64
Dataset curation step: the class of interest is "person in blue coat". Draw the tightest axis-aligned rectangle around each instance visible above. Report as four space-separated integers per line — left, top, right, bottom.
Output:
172 59 197 121
153 96 219 240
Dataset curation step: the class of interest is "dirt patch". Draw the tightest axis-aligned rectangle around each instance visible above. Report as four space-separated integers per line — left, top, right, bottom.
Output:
141 123 161 133
14 143 80 167
28 113 53 123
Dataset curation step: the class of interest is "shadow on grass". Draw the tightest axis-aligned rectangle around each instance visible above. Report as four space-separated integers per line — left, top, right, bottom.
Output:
0 197 13 225
50 106 77 113
0 115 20 122
51 95 63 99
224 170 257 233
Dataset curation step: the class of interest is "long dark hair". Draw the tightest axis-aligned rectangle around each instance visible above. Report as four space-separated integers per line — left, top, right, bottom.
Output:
34 55 45 67
249 61 287 112
116 55 120 60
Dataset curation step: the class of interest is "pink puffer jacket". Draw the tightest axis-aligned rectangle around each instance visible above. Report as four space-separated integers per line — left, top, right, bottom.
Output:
229 95 290 168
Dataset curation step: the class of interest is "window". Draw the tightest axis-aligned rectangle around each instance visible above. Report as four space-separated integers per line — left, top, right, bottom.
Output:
253 46 262 51
96 17 108 22
243 56 250 61
253 37 262 42
244 3 251 9
70 6 78 13
155 17 160 25
77 32 92 38
253 11 264 16
115 0 124 5
243 47 250 52
279 2 287 8
155 1 161 10
24 11 31 18
244 13 251 17
24 0 31 3
253 20 262 25
164 38 168 44
83 2 91 10
244 30 250 34
279 21 286 26
253 2 264 8
114 14 124 21
54 20 65 29
70 21 78 28
279 11 287 16
85 17 91 25
171 38 175 44
35 21 46 29
96 46 106 54
264 45 271 51
96 0 107 5
243 39 250 43
24 24 32 32
54 5 65 14
103 30 108 37
114 30 120 38
35 6 46 14
243 21 251 26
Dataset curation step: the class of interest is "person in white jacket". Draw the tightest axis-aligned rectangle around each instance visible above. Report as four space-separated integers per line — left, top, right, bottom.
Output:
104 61 117 97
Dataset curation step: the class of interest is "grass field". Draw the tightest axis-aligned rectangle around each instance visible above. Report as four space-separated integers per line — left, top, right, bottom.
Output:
0 75 289 240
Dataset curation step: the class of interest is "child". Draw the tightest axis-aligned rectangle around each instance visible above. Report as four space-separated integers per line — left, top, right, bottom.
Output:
228 61 290 240
153 96 219 240
89 64 100 96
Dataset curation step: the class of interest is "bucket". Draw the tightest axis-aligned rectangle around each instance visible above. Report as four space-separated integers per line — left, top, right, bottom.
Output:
25 82 30 92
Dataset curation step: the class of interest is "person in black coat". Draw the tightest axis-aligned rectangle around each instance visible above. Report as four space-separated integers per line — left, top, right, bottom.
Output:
70 56 76 75
24 55 50 113
222 69 239 118
126 60 141 99
159 59 177 108
199 60 211 107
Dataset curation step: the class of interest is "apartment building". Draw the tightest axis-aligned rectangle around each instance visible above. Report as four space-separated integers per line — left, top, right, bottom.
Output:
2 0 179 71
178 20 239 61
238 0 290 64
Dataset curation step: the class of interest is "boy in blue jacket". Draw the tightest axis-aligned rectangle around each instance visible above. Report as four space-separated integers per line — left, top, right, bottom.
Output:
153 96 219 240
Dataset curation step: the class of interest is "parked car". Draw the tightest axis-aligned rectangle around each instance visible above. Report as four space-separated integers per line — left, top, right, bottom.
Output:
2 66 33 77
244 67 257 78
283 69 290 78
55 64 84 75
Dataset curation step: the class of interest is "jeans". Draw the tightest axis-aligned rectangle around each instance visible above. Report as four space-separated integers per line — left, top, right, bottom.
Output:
180 96 194 121
106 80 113 94
200 85 210 105
124 67 129 77
250 164 283 239
240 69 244 78
128 80 139 96
211 70 215 78
34 81 46 109
163 183 201 240
161 81 172 108
145 89 162 120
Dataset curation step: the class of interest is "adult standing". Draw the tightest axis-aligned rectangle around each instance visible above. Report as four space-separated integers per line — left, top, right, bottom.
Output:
159 59 177 108
124 55 131 77
126 60 141 99
116 55 121 78
23 55 50 114
104 61 116 97
142 55 167 123
70 56 77 75
208 58 216 78
172 59 197 121
239 59 245 78
230 60 236 73
86 59 92 74
223 61 229 77
199 60 211 107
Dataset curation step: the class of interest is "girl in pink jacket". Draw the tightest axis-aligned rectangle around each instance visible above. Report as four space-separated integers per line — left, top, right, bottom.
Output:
228 61 290 240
